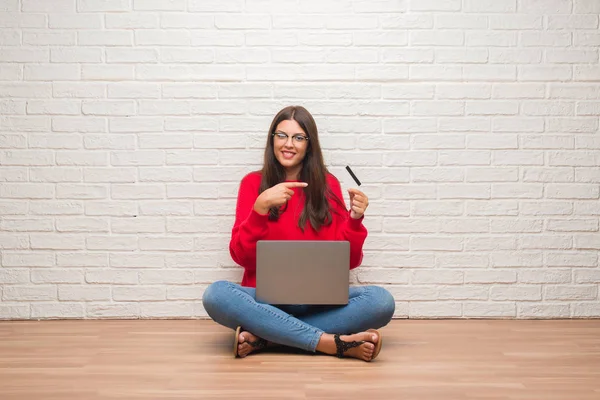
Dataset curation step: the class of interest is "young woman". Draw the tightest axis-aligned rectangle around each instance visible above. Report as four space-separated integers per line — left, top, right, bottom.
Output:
202 106 395 362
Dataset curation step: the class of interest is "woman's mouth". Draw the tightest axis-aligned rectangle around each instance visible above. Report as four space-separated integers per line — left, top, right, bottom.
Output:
281 151 295 160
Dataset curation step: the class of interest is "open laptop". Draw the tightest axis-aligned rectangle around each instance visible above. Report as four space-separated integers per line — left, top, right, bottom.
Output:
256 240 350 305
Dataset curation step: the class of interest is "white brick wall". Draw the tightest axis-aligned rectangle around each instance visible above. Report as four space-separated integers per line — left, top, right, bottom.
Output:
1 0 599 320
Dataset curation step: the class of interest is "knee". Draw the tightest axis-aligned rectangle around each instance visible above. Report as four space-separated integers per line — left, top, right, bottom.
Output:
202 280 230 317
366 286 395 325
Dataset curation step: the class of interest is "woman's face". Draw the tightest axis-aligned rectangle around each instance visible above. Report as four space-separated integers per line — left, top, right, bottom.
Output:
273 119 309 179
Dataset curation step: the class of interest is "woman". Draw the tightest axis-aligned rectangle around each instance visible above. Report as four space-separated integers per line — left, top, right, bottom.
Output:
202 106 395 362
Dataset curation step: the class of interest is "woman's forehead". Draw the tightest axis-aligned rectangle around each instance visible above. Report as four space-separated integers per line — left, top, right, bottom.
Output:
275 119 305 134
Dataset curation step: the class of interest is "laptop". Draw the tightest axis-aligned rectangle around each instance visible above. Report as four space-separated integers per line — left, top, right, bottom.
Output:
256 240 350 305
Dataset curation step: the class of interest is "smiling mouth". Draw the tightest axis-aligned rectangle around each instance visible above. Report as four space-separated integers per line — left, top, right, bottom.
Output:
281 151 295 159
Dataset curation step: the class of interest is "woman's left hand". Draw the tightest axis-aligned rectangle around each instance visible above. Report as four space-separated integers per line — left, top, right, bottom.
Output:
348 188 369 219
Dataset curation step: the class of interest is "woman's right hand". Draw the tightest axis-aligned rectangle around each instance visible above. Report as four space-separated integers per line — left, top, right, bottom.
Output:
253 182 308 215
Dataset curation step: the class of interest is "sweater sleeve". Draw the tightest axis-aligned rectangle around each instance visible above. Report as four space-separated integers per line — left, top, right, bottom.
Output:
329 175 368 270
229 173 269 273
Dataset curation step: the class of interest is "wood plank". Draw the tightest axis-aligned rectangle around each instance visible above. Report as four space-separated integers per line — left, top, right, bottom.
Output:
0 320 599 399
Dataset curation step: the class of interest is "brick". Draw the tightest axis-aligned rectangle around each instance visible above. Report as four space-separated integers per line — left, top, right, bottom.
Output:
133 0 185 11
25 64 80 81
467 167 519 182
0 305 30 319
141 302 195 318
574 269 600 284
56 217 108 233
31 304 85 319
87 303 140 318
0 269 30 284
31 270 84 284
86 236 137 251
106 14 159 29
139 201 192 216
466 201 518 216
494 223 545 240
438 285 489 300
31 234 84 250
30 167 82 183
575 66 600 82
410 31 463 46
467 32 517 47
78 30 133 46
56 252 107 267
411 236 463 251
82 65 134 81
466 237 517 251
139 237 193 251
464 303 516 318
464 65 516 81
2 286 57 301
493 83 545 99
548 252 598 267
0 167 27 182
23 0 75 12
53 83 105 99
409 302 462 318
59 285 110 301
139 270 193 285
489 49 542 64
522 167 574 183
439 184 491 199
410 65 463 81
489 15 542 29
574 0 600 13
518 269 571 284
48 13 102 29
491 285 541 301
2 116 50 132
1 218 53 232
110 254 164 268
1 183 54 199
411 135 463 150
574 234 600 250
465 270 517 284
547 219 598 232
2 252 55 267
413 270 464 284
492 183 543 199
23 31 76 46
113 286 166 301
77 0 131 12
518 304 570 318
545 285 597 301
519 0 572 13
493 150 544 165
111 217 164 234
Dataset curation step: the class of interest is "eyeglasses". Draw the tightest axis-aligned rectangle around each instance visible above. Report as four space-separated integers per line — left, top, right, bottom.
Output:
272 132 309 144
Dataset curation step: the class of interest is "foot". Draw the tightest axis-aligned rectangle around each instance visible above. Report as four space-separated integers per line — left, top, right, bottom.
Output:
237 331 269 358
317 331 379 362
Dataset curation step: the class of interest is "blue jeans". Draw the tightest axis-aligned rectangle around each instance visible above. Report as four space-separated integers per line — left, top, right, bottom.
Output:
202 280 395 352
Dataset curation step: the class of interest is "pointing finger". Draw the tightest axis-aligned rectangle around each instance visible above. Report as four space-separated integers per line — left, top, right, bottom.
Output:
283 182 308 188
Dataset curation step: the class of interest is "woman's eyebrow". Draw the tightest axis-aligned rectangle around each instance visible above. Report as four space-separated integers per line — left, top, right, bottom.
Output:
275 130 305 135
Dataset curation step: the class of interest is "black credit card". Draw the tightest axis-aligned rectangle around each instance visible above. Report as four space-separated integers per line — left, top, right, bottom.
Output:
345 166 361 186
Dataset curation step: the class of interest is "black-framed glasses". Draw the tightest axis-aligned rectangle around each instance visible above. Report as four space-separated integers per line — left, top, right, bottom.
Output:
272 132 309 144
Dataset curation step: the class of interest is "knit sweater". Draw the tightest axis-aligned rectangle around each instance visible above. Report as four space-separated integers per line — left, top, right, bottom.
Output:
229 171 368 287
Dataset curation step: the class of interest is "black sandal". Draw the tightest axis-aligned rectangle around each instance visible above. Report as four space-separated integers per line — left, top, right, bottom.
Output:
233 326 268 358
333 329 383 361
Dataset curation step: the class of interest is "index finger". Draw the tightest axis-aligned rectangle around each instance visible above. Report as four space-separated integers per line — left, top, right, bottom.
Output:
282 182 308 188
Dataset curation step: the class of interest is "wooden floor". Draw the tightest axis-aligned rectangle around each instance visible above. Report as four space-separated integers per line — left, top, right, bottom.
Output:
0 320 599 400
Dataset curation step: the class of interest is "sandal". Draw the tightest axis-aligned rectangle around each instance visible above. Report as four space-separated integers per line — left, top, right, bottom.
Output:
233 326 268 358
333 329 383 361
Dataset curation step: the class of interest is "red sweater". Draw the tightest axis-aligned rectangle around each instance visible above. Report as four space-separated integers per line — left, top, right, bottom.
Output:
229 171 368 287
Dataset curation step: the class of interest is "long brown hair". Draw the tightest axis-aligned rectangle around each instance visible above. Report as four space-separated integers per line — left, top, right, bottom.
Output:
259 106 345 231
